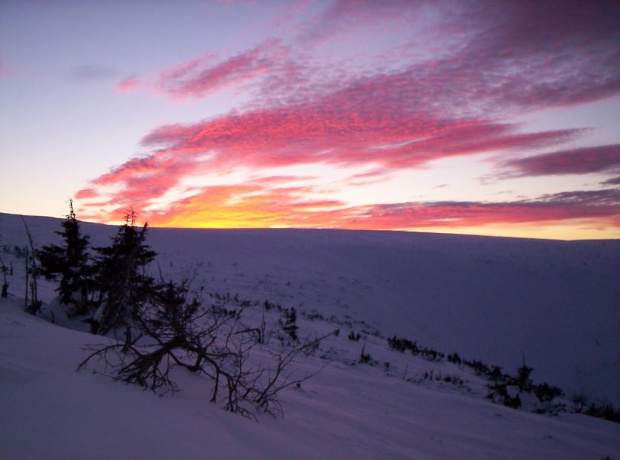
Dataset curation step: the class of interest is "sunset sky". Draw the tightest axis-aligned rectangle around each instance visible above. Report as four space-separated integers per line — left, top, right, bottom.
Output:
1 0 619 239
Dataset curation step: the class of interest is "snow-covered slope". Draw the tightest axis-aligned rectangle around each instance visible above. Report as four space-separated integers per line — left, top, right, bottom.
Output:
1 298 619 460
2 213 617 402
148 226 619 404
1 212 619 459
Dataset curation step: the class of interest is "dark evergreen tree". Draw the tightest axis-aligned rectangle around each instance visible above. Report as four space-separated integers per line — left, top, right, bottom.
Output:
92 209 157 334
516 363 533 392
38 200 92 314
0 256 9 298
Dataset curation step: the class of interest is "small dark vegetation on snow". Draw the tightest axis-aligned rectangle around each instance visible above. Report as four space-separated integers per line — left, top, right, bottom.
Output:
33 203 329 419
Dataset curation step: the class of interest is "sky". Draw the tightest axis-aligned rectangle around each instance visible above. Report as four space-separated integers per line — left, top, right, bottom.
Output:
1 0 619 240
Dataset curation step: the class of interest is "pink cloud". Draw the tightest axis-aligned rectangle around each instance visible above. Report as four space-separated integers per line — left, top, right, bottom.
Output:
115 76 141 93
251 175 317 185
155 39 283 99
86 153 208 212
345 169 392 187
112 1 620 117
138 101 582 174
74 188 98 200
502 144 620 177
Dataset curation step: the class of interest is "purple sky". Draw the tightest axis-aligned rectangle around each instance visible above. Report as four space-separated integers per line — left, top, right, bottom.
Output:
1 0 619 239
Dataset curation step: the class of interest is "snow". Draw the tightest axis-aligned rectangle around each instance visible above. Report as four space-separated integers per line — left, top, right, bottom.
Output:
0 212 619 459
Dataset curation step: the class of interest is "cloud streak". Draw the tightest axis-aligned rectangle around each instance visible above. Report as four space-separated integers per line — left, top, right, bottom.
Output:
339 189 620 230
154 40 284 99
501 144 620 177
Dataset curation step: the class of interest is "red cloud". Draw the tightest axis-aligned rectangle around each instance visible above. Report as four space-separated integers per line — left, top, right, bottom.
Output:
115 76 141 93
139 104 582 173
502 144 620 177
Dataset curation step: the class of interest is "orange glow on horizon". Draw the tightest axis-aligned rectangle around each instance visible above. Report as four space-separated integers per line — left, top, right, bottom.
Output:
78 212 620 241
76 187 620 241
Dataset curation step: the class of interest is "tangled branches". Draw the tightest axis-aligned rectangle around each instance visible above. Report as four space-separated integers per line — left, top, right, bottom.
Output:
78 279 326 419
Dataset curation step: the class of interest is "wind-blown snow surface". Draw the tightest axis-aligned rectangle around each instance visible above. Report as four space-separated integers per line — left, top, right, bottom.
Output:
1 212 619 459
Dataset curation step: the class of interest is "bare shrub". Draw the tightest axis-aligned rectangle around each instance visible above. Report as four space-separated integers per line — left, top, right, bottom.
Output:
78 277 327 419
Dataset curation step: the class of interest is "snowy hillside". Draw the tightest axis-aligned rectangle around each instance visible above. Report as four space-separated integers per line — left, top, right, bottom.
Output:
2 213 618 402
1 212 619 459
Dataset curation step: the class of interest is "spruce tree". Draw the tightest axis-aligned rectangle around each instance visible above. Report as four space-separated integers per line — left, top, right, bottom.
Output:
37 200 92 314
92 209 157 334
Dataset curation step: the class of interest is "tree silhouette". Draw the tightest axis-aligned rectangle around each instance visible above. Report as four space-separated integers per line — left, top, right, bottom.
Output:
38 199 92 314
92 209 157 334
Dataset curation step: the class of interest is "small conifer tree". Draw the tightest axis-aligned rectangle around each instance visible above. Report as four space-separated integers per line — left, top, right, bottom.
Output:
38 200 92 314
92 209 157 334
516 357 533 392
